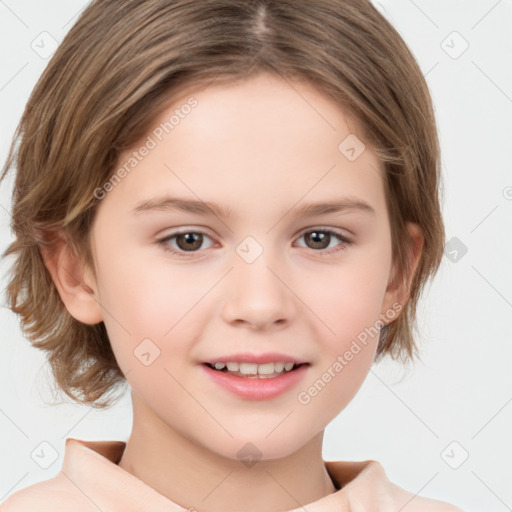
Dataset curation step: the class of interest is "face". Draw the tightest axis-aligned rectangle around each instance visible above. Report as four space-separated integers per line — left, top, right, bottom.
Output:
86 72 404 460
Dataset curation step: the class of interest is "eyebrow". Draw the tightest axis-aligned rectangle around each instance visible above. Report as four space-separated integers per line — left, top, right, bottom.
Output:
131 195 375 218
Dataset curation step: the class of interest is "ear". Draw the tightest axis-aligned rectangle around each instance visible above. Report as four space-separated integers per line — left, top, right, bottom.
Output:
381 222 424 318
40 231 103 325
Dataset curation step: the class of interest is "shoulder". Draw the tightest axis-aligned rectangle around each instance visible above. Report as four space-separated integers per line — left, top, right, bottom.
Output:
0 473 96 512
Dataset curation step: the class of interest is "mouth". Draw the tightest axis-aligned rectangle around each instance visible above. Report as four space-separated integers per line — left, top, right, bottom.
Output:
203 361 309 379
201 360 310 400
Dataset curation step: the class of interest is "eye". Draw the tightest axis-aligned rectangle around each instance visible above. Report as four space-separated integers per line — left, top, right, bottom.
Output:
295 228 352 255
157 230 214 257
156 227 353 258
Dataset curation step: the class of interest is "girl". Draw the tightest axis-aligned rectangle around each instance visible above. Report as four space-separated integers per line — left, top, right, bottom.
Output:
0 0 463 510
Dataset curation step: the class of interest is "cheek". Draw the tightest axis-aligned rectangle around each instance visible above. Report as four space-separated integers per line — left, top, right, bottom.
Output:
296 279 383 430
303 253 391 344
97 247 195 325
296 343 375 441
93 249 200 371
294 247 392 409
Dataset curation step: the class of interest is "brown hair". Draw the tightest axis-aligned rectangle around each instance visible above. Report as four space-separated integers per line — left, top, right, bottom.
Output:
1 0 444 408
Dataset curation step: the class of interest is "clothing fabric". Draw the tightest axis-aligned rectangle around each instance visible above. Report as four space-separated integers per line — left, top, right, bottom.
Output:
0 437 463 511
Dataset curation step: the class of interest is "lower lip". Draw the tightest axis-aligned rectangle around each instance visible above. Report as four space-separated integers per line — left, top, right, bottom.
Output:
201 364 309 401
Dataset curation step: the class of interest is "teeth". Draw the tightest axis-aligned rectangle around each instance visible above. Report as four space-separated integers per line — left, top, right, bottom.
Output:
274 362 285 372
210 361 298 375
239 363 258 375
257 363 275 375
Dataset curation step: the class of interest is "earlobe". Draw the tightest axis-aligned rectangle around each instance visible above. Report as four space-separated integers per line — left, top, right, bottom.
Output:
40 231 103 325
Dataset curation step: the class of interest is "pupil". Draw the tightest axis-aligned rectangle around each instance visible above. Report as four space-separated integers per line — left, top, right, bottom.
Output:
308 231 329 249
177 233 202 251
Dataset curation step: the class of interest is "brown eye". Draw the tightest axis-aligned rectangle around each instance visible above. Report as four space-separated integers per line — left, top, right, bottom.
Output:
303 231 331 250
157 230 214 257
175 232 204 251
296 229 352 254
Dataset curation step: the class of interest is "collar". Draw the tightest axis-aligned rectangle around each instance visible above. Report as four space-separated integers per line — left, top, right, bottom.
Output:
58 437 408 511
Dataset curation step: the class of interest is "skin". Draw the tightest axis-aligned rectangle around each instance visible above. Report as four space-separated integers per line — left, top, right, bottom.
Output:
44 72 423 512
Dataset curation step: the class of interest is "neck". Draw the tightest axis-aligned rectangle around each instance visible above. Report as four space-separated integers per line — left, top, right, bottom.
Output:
118 394 338 512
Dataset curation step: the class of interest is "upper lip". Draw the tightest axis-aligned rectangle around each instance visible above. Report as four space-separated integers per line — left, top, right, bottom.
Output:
202 352 309 365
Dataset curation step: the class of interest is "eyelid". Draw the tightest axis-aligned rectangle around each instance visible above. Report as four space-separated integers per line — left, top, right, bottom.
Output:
156 226 353 257
295 225 353 241
293 227 353 254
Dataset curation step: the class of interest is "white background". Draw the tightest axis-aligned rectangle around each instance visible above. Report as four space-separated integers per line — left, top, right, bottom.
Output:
1 1 511 510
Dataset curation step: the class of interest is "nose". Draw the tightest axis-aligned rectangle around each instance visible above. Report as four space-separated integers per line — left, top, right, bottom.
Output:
221 248 294 331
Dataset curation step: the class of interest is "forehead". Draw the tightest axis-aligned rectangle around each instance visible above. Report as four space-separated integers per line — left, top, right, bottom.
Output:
97 72 386 221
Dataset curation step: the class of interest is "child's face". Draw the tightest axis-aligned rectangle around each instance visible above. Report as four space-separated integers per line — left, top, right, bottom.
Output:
86 72 407 459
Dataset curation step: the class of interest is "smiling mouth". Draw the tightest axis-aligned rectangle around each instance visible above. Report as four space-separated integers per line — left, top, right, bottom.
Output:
203 362 308 379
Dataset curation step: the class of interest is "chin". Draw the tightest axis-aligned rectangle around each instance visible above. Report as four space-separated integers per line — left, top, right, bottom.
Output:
205 429 316 464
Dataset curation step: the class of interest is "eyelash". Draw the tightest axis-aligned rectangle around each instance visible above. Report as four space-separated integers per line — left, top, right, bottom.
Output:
156 228 353 258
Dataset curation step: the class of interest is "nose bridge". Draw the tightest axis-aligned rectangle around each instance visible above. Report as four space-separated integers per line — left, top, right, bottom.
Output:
234 234 285 295
222 234 293 328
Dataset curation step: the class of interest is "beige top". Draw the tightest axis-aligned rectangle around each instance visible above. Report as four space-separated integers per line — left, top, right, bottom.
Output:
0 438 463 511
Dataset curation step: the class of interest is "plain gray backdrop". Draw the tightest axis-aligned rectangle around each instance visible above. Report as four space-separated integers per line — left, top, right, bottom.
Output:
1 1 511 511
